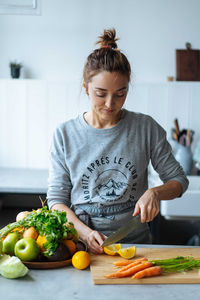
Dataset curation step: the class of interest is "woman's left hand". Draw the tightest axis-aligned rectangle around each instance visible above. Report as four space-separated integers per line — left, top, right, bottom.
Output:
132 189 160 223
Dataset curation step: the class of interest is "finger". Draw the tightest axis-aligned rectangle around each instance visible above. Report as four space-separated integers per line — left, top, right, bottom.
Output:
100 234 107 246
150 205 160 221
102 233 107 239
92 244 104 254
89 246 100 254
140 204 147 223
145 204 153 222
93 231 105 247
147 203 160 222
88 239 102 254
88 231 104 253
146 205 156 222
133 203 140 216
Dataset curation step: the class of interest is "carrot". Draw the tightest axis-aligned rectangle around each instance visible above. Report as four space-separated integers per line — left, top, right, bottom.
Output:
117 258 148 273
105 261 153 278
113 260 133 267
132 266 162 279
114 257 147 267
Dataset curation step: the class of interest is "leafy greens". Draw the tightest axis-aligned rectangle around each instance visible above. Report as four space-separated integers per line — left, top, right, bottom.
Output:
0 206 77 257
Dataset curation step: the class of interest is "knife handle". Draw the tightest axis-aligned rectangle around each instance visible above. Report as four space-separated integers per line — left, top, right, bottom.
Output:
174 119 180 137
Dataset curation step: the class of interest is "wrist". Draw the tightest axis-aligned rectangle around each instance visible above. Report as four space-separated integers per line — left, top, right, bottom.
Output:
148 187 160 201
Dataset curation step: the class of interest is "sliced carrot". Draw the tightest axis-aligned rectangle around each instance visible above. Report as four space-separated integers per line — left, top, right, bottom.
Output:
132 266 162 279
113 257 147 267
105 261 153 278
117 258 148 273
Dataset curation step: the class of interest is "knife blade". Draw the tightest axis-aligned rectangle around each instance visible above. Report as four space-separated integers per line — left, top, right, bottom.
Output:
102 215 141 247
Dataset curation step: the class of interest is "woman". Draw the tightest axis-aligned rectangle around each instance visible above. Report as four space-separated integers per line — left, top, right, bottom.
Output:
47 29 188 254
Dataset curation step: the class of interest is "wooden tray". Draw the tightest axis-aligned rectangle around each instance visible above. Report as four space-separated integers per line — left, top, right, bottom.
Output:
90 247 200 284
23 258 72 269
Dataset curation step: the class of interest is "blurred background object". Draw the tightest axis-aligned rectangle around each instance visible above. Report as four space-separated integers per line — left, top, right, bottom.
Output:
9 61 22 79
193 141 200 175
171 118 194 175
176 42 200 81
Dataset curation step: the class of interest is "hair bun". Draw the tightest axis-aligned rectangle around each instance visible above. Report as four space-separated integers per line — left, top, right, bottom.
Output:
96 28 119 49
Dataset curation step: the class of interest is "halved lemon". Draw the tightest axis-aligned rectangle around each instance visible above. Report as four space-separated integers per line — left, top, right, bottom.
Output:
117 246 136 259
103 244 122 255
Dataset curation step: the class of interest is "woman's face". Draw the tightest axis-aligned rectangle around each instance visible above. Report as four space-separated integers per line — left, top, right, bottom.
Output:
86 71 129 122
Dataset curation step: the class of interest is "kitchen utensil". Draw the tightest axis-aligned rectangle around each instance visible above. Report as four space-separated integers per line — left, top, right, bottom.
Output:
176 43 200 81
102 215 141 247
90 247 200 284
174 119 180 138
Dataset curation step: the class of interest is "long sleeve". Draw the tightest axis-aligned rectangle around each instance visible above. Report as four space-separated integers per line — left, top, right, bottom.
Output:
47 127 72 209
149 118 189 194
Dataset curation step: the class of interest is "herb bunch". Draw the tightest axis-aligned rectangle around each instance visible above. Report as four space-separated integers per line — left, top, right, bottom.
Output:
0 206 77 257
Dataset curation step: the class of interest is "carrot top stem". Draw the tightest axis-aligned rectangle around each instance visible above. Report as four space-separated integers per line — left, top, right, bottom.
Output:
150 256 200 272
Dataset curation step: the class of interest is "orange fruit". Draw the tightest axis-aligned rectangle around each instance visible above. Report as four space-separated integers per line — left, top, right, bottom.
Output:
23 227 39 240
62 239 76 256
72 251 90 270
65 223 79 242
11 227 24 235
36 235 47 251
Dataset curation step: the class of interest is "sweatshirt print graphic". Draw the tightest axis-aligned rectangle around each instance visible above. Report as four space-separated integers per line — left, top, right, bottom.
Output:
81 155 137 205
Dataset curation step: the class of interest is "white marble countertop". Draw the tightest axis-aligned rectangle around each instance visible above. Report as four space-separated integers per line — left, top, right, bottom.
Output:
0 244 200 300
0 168 48 194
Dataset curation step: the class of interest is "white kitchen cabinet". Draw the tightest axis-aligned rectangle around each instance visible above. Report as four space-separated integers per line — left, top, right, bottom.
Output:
160 176 200 220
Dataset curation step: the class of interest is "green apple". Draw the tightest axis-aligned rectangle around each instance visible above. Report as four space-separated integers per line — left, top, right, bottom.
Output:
2 232 21 256
14 237 40 261
0 239 2 255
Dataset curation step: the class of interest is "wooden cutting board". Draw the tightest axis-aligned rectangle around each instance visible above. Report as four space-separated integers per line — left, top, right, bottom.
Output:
90 247 200 284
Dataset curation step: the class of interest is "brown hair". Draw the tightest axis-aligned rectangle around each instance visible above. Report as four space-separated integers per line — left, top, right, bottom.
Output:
83 29 131 86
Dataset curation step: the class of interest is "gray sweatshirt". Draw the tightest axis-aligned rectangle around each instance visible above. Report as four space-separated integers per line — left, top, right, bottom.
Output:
47 109 189 221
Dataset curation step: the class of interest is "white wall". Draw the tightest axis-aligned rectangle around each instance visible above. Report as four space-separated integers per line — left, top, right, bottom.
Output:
0 1 200 170
0 80 199 169
0 0 200 82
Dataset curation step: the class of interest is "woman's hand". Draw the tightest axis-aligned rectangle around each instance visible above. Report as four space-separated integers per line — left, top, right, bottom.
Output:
133 180 183 223
51 203 107 254
133 189 160 223
86 230 106 254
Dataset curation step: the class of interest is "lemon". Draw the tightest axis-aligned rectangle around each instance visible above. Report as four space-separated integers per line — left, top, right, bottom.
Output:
72 251 90 270
36 235 47 251
118 246 136 259
103 244 122 255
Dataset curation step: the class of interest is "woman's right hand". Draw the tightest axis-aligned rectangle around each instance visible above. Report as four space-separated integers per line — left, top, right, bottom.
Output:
85 230 106 254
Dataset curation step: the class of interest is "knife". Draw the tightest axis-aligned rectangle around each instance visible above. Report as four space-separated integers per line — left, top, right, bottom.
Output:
102 215 141 247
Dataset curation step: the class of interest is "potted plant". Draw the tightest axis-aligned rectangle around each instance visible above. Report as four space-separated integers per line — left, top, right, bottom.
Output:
9 61 22 79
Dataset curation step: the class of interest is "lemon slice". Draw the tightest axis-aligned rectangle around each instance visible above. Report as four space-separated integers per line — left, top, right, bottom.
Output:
103 244 122 255
118 246 136 259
